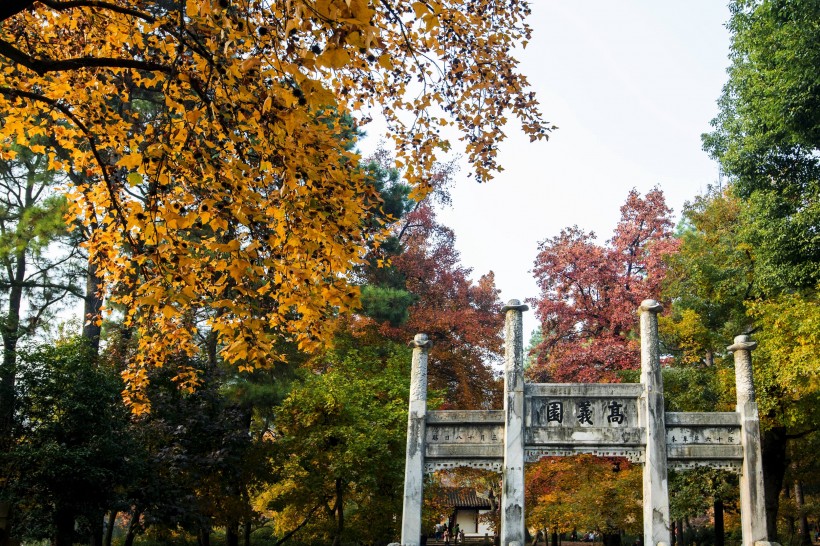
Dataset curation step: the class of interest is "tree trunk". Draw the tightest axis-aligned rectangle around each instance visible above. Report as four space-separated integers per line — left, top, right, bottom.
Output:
0 246 25 447
53 504 75 546
104 511 118 546
762 427 788 541
226 522 240 546
243 520 252 546
331 478 344 546
795 480 811 546
123 509 142 546
198 526 211 546
714 498 724 546
82 258 104 355
89 509 104 546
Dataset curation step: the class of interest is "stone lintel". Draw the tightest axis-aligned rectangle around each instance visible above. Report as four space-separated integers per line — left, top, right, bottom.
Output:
666 412 741 426
525 383 643 398
424 459 503 474
669 460 742 473
526 447 644 464
426 444 504 458
667 444 743 459
427 410 505 424
527 426 645 446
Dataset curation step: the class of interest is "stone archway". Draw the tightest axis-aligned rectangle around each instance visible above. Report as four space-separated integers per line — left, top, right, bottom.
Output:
400 301 773 546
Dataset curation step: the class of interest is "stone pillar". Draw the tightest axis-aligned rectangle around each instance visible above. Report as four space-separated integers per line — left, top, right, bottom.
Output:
401 333 432 546
728 335 768 546
501 300 528 546
639 300 671 546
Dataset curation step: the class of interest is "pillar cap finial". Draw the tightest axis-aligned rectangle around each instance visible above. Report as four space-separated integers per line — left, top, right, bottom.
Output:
639 299 663 313
727 334 757 352
409 333 432 349
502 299 529 313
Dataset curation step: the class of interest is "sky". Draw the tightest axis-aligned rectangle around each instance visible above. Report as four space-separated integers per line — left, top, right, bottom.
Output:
365 2 734 342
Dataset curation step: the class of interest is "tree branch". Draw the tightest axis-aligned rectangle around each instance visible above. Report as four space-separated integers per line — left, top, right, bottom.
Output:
0 0 35 23
0 86 132 242
39 0 156 23
0 38 171 77
785 427 818 441
273 502 324 546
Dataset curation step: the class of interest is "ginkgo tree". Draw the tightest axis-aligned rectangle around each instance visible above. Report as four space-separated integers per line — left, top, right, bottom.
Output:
0 0 550 410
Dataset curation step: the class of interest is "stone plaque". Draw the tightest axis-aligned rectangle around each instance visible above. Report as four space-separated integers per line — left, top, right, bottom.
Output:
525 383 642 449
424 410 504 469
665 412 743 471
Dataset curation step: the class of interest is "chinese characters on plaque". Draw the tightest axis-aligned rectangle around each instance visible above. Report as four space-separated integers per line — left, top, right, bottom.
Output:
426 425 504 444
531 397 634 428
665 426 740 446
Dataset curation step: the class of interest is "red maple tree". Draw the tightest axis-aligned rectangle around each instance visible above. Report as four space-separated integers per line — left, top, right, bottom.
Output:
381 204 503 409
528 189 678 383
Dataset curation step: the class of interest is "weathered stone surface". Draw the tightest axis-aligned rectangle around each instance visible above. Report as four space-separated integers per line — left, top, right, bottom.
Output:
527 426 644 446
501 300 527 546
427 424 504 443
425 410 505 464
666 412 740 426
665 412 743 470
399 304 772 546
667 444 743 459
424 459 503 473
427 410 505 423
729 337 768 546
525 383 643 398
426 443 504 458
666 427 741 445
528 396 639 428
526 446 644 463
639 300 671 546
400 334 430 546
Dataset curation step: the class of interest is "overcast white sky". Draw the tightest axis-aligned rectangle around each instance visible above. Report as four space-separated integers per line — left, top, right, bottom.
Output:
365 2 733 341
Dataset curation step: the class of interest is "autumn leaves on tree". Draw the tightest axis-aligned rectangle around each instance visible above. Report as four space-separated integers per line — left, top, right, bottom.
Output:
527 189 678 383
0 0 550 410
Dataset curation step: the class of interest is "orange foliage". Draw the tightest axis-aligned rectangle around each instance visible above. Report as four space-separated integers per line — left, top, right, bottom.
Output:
0 0 549 411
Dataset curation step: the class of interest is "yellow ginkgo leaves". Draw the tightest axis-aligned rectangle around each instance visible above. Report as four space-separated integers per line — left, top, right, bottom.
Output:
0 0 549 412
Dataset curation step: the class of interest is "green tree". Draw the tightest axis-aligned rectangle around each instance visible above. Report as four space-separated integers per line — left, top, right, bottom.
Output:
4 336 131 546
700 0 820 537
660 188 753 367
111 350 259 546
703 0 820 294
259 339 409 546
0 144 83 445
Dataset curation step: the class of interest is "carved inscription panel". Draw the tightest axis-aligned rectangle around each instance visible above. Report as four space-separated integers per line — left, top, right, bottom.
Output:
425 410 504 462
524 383 643 448
666 426 740 446
529 396 639 428
426 424 504 445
